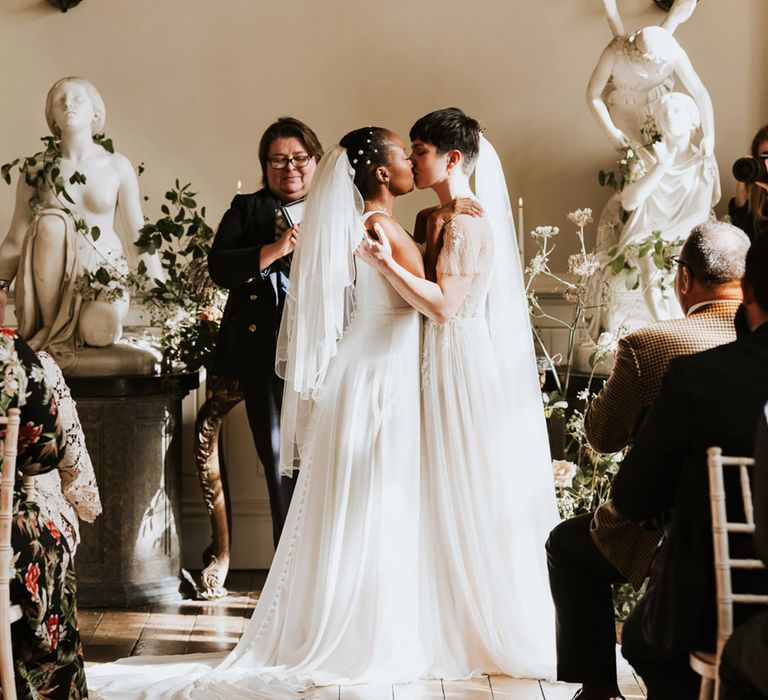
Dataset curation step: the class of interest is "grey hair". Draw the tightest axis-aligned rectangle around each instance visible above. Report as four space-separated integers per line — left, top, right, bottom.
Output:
681 220 751 286
45 76 106 137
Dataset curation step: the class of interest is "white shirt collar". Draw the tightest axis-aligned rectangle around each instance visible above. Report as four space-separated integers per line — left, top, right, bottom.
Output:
686 299 740 316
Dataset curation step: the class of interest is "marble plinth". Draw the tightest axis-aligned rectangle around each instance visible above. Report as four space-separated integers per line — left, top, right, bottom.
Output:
71 373 198 607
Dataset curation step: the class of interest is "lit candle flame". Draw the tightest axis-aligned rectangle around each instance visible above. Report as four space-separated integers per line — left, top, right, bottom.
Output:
236 179 242 194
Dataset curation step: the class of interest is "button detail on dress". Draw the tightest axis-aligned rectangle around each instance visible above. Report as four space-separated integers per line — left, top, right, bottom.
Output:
249 294 258 301
248 324 258 332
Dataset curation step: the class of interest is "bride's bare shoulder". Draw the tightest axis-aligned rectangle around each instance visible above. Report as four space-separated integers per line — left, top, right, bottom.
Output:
366 212 424 278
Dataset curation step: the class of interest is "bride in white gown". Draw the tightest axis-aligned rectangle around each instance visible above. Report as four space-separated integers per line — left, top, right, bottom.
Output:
87 127 428 698
358 108 559 680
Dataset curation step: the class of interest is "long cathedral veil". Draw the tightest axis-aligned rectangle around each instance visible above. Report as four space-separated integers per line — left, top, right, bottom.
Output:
275 146 363 475
475 136 557 525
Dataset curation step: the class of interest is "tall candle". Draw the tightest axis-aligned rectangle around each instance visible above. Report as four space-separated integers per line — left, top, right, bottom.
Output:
517 197 525 263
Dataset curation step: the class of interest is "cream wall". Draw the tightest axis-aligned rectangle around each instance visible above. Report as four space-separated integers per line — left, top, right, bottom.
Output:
1 0 766 568
1 0 766 263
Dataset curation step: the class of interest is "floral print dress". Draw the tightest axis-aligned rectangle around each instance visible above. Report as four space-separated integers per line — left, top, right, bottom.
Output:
0 327 87 698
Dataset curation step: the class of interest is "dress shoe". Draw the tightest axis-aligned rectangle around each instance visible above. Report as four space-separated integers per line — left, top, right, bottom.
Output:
570 691 626 700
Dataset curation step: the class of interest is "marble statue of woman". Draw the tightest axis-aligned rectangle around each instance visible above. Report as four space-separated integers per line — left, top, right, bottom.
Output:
0 77 163 372
597 92 720 333
587 0 714 155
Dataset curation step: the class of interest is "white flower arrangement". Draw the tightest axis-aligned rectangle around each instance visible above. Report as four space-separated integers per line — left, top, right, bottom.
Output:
552 459 578 488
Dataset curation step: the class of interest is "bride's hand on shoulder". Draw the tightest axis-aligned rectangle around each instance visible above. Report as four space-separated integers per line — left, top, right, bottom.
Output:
429 197 484 228
355 222 393 270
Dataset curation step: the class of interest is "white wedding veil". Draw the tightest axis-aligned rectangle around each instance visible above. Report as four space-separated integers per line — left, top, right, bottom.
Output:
475 135 542 403
275 146 364 475
475 136 555 521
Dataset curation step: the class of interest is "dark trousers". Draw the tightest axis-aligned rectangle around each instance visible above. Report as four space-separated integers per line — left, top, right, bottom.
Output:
546 513 626 686
242 375 296 548
719 611 768 699
620 595 701 699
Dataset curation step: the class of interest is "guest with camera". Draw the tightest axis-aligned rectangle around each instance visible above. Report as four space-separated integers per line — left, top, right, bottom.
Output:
196 118 323 593
730 124 768 241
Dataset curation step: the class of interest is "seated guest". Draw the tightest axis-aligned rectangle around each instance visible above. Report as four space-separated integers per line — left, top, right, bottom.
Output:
33 351 101 554
729 124 768 241
717 404 768 699
0 280 88 698
612 233 768 697
546 221 748 700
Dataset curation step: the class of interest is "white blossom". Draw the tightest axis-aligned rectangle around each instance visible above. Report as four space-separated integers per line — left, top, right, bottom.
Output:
567 208 593 228
568 252 601 278
526 252 547 276
530 225 559 240
552 459 578 488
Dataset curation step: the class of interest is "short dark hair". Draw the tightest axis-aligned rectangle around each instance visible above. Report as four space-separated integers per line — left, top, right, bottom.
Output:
680 221 750 287
409 107 481 172
744 232 768 311
258 117 323 188
339 127 393 198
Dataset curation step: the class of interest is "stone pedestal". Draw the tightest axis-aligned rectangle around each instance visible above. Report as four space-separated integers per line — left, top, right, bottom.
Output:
70 373 198 607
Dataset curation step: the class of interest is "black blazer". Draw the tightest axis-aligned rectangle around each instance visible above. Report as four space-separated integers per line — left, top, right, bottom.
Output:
612 323 768 651
208 189 288 381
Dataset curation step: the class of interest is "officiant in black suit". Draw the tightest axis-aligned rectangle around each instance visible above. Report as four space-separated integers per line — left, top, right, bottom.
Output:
612 233 768 698
205 117 323 548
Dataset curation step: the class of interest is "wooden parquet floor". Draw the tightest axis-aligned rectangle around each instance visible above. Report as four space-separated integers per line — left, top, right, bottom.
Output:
82 571 647 699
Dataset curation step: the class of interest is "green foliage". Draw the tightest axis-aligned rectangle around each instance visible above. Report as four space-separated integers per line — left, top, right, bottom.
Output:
136 181 225 373
606 230 684 295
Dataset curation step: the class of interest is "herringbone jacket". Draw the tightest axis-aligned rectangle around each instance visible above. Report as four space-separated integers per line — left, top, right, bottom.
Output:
586 300 740 588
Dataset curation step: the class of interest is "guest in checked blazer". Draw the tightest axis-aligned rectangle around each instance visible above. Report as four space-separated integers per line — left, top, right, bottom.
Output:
615 230 768 698
206 117 323 547
546 220 750 700
718 403 768 699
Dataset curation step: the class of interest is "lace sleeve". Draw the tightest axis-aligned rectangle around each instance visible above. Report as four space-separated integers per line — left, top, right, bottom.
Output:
438 216 485 276
38 353 102 524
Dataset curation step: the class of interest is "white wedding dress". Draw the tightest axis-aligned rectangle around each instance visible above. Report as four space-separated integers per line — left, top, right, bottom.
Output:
419 214 559 680
87 235 425 697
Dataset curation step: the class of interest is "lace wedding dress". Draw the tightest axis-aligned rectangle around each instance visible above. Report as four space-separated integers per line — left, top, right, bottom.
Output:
87 225 425 697
419 214 559 680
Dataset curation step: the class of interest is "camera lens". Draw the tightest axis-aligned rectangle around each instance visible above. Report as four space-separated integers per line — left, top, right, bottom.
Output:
733 157 760 182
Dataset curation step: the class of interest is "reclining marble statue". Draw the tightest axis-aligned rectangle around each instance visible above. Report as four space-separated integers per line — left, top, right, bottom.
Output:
0 77 163 375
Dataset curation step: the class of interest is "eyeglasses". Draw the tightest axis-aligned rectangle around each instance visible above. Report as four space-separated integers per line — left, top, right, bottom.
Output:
267 155 313 170
0 280 10 293
670 256 692 274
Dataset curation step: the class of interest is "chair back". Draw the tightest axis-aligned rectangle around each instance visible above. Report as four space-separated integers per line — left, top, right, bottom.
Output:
707 446 768 697
0 407 21 700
